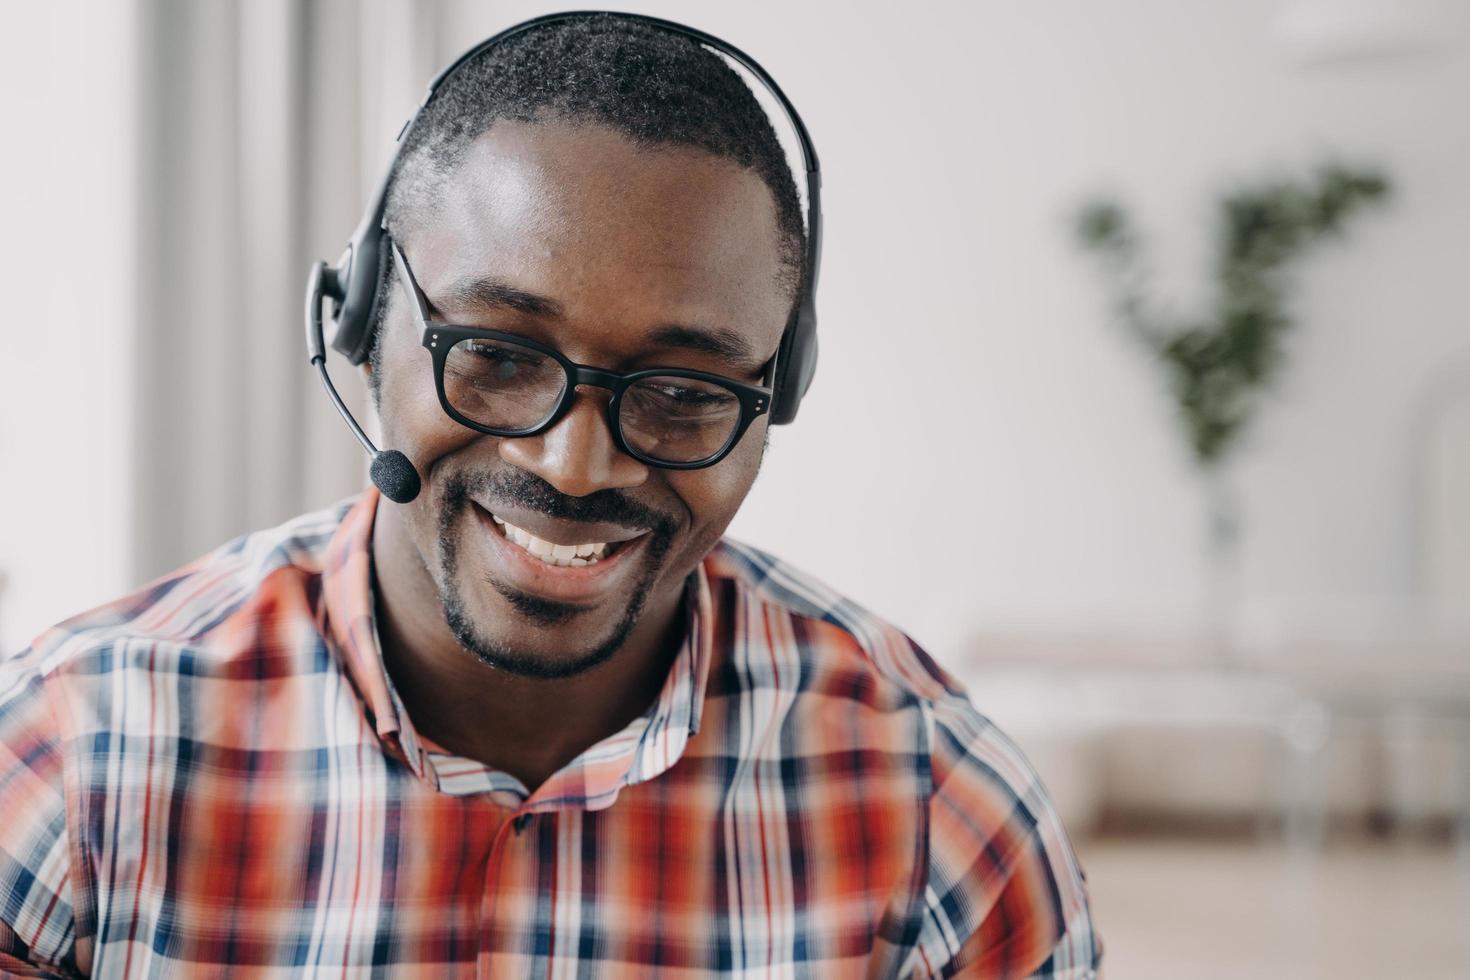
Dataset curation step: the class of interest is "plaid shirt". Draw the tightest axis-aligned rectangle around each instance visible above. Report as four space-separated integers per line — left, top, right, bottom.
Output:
0 491 1100 978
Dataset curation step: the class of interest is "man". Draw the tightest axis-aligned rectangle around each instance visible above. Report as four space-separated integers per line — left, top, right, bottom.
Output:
0 14 1100 977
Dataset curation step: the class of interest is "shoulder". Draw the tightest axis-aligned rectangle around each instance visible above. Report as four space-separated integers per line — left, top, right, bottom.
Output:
705 538 1057 791
0 651 77 972
0 499 359 973
705 537 966 705
15 498 355 678
5 497 358 737
704 538 1043 787
705 539 1102 977
915 689 1102 976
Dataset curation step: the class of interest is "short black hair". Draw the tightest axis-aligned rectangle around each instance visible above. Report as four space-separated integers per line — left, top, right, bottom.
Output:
369 14 807 397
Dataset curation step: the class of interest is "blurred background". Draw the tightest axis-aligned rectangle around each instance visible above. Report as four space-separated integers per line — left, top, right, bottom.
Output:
2 1 1468 975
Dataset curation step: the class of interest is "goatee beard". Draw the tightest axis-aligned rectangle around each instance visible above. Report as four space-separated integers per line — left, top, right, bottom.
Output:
433 469 675 680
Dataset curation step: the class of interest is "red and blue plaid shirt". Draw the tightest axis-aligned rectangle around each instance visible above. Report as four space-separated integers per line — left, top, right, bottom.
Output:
0 490 1100 977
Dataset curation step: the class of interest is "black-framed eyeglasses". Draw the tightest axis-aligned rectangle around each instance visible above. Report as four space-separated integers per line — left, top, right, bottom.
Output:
390 243 773 470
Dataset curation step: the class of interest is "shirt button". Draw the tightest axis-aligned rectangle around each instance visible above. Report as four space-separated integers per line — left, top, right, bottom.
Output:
489 789 522 808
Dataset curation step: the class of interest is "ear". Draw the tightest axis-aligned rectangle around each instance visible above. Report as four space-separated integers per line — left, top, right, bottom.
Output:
359 336 383 410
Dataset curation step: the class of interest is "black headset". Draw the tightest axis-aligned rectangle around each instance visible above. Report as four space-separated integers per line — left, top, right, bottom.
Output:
305 10 822 504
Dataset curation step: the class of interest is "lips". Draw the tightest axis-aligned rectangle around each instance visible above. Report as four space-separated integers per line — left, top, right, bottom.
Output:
470 501 648 605
492 513 612 567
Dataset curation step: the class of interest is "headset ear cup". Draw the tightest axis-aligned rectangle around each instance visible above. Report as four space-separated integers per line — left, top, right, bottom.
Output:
331 226 391 366
769 303 817 426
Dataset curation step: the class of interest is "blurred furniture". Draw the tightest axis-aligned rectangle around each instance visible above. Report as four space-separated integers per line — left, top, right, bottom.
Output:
953 624 1470 846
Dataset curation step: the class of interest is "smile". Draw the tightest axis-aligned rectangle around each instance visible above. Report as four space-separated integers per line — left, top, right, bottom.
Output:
469 502 650 604
489 513 611 567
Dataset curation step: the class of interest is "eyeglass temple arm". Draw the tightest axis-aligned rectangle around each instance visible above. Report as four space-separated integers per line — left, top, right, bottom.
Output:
389 240 435 326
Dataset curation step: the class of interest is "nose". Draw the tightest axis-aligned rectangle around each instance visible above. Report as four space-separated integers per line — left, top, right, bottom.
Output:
497 387 649 498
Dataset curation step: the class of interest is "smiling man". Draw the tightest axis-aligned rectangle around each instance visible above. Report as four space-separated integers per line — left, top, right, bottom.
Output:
0 13 1099 978
367 116 797 790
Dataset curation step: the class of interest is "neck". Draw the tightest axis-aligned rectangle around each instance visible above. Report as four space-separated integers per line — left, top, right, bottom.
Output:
369 500 688 793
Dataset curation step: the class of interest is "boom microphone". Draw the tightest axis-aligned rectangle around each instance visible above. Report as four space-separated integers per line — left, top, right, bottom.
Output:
305 260 423 504
369 450 422 504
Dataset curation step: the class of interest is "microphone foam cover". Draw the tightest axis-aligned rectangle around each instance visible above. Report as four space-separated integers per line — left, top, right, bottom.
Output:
371 450 421 504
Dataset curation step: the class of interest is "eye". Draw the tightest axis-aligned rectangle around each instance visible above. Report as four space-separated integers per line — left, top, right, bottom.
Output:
648 384 724 406
625 376 741 421
463 341 537 362
462 341 539 377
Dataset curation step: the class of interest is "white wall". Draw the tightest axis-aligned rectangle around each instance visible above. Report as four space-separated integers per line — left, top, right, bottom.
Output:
0 2 137 653
4 1 1467 662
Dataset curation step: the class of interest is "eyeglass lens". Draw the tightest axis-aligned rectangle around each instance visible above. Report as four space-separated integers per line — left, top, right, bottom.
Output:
442 337 744 464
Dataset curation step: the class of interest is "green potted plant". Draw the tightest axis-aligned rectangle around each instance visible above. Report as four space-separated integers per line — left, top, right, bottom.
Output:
1075 163 1390 661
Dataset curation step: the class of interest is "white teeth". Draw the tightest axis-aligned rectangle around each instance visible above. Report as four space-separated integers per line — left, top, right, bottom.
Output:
490 514 610 568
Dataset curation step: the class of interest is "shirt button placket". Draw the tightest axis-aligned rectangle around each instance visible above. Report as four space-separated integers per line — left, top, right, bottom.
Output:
478 807 530 976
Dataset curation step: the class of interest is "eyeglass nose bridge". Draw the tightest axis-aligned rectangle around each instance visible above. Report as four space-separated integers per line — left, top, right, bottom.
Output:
552 365 630 445
566 365 625 393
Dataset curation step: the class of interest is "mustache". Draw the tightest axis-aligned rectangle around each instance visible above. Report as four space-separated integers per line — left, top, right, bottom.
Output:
441 469 678 536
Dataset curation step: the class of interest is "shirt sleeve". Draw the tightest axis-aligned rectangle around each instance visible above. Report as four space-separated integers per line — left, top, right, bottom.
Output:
0 646 80 978
906 696 1102 979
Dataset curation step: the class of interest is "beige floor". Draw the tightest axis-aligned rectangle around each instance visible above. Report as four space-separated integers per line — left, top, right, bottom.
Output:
1075 836 1470 979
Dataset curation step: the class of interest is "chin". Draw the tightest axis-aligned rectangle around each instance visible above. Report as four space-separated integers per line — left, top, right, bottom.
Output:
439 575 645 681
427 469 683 679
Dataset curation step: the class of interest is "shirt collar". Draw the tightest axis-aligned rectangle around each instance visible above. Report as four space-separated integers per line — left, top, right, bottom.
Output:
320 488 713 810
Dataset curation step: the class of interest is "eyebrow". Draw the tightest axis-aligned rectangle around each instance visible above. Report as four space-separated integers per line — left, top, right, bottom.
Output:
439 275 564 319
436 274 762 368
645 324 759 367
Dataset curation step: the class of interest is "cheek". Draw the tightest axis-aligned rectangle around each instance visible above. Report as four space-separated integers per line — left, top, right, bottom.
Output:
373 323 486 541
376 325 475 465
667 417 767 542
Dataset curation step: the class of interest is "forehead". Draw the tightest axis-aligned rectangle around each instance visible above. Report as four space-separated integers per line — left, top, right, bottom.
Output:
407 120 792 359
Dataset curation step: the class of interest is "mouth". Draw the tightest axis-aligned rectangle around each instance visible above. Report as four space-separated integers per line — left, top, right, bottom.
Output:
469 501 650 605
490 513 622 567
